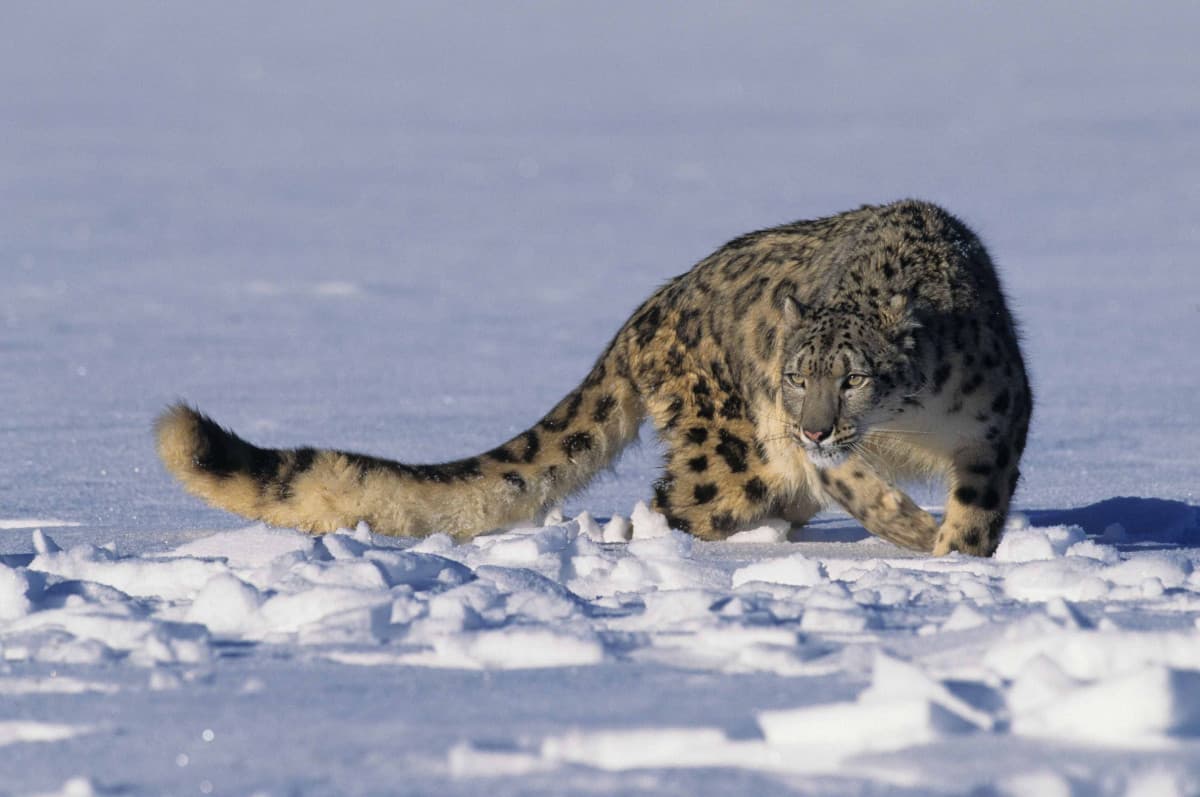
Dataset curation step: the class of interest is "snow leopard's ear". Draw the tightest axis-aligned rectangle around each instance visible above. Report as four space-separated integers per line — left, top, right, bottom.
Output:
880 294 922 348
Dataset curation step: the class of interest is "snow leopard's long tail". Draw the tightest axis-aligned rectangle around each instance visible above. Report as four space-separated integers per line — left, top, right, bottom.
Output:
154 340 644 539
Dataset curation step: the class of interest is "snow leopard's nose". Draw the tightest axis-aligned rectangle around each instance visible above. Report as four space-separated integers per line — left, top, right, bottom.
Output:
802 426 831 443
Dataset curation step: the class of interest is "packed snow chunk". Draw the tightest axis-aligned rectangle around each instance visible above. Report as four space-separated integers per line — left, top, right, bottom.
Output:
0 721 95 747
1004 558 1109 603
1043 596 1091 629
632 588 723 628
990 771 1077 797
726 517 790 543
861 651 993 729
288 559 389 591
758 696 975 752
414 627 605 670
479 533 550 565
130 624 211 666
1007 655 1080 716
860 582 913 607
475 565 584 623
574 511 603 542
804 582 859 610
1065 539 1121 563
985 628 1200 682
347 521 375 543
167 524 316 568
612 530 723 592
542 726 733 770
602 556 654 593
475 526 575 578
1103 554 1190 589
722 641 820 677
799 583 869 631
315 531 369 560
636 625 813 676
0 564 33 621
563 550 610 584
941 603 989 631
630 501 672 539
29 776 108 797
30 544 228 601
32 529 62 554
256 587 392 637
1013 666 1200 743
993 525 1086 562
692 625 802 652
366 550 472 590
296 605 395 645
10 602 209 665
732 553 825 588
466 627 604 669
186 574 263 636
800 607 870 633
148 668 183 691
411 581 502 634
407 532 455 554
0 627 112 665
601 514 631 542
627 528 692 561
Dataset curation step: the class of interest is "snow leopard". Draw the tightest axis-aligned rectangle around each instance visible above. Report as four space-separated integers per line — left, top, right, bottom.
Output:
157 199 1031 556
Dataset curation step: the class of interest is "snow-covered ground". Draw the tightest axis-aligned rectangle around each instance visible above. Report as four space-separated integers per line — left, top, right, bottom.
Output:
3 2 1200 794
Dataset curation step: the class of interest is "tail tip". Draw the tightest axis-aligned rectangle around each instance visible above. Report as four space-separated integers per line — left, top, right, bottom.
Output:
154 402 207 475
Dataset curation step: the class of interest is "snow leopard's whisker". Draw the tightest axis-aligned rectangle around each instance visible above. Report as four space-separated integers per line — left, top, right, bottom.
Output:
849 441 888 472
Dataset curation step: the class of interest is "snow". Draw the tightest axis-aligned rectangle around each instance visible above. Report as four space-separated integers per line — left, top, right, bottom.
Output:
0 722 94 748
992 523 1087 562
0 520 80 530
4 1 1200 794
8 512 1200 791
1012 665 1200 745
731 552 826 588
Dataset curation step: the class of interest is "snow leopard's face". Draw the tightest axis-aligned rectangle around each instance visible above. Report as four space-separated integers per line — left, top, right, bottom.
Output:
778 301 920 467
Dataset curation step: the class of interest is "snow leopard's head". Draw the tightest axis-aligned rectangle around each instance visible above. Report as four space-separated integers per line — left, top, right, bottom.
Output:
778 296 921 467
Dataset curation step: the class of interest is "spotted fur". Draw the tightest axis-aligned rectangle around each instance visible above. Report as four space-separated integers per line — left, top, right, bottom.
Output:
156 199 1031 555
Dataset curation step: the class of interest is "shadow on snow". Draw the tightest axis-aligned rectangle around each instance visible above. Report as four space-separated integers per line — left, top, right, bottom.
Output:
792 496 1199 549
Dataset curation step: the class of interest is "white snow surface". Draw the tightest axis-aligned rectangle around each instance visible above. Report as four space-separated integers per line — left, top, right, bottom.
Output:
3 2 1200 794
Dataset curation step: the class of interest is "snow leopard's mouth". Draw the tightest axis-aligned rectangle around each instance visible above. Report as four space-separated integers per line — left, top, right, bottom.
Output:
793 434 853 468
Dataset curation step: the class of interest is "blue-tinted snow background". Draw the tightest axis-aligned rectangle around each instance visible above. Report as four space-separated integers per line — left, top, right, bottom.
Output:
3 2 1200 795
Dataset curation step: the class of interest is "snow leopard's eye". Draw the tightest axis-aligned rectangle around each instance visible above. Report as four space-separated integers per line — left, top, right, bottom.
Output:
784 372 806 390
843 374 870 390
